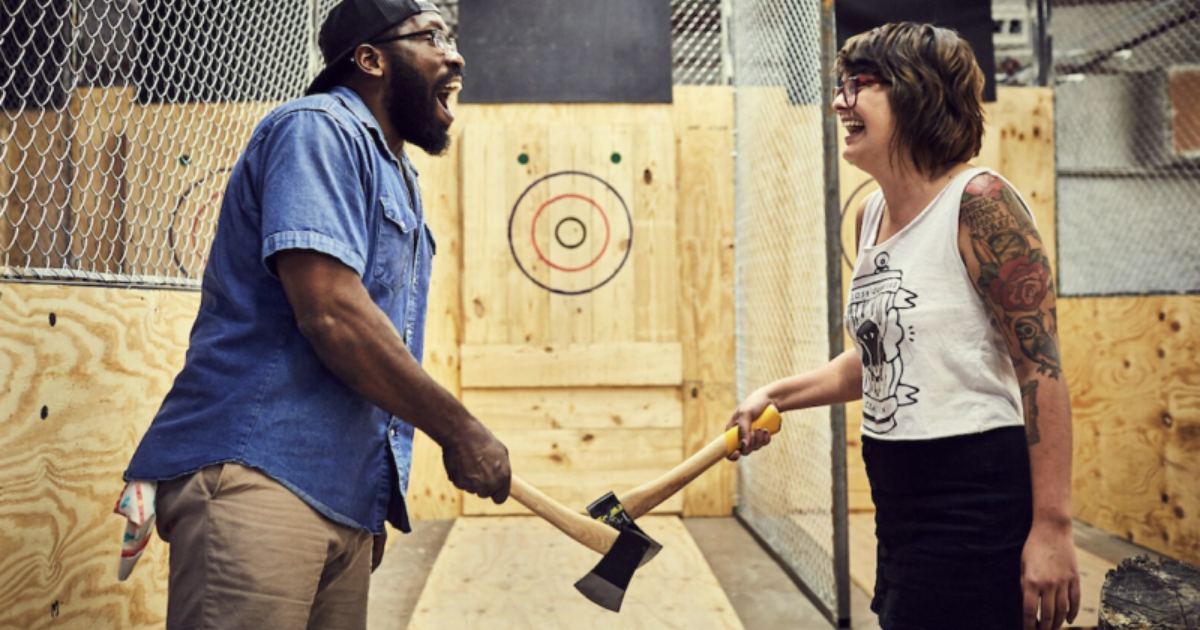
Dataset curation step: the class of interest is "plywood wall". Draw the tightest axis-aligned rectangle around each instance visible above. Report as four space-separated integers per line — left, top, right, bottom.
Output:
1063 295 1200 566
404 87 738 520
0 283 198 629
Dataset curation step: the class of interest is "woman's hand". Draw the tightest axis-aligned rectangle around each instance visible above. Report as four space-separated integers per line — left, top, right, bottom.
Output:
1021 519 1080 630
725 388 775 461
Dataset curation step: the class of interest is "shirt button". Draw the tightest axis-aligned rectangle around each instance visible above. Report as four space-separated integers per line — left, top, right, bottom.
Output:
390 427 397 437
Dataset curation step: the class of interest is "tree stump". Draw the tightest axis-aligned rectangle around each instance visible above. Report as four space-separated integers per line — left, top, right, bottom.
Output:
1099 555 1200 629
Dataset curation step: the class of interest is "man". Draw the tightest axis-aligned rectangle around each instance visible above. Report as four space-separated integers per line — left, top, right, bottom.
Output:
122 1 511 627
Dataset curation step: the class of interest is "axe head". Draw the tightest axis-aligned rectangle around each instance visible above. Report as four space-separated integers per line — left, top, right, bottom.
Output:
573 527 656 612
572 491 664 612
585 491 661 567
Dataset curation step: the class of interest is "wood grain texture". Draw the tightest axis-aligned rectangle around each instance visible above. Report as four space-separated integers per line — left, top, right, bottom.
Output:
461 426 683 516
460 386 684 516
463 386 682 430
406 517 744 630
460 343 683 388
837 87 1058 514
0 283 198 630
674 86 738 516
1061 295 1200 566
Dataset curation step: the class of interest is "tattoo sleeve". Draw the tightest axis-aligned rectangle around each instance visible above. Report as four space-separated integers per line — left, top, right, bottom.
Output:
960 174 1062 380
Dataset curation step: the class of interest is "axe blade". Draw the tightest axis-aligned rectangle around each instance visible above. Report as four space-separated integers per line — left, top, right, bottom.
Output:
586 491 661 566
574 527 655 612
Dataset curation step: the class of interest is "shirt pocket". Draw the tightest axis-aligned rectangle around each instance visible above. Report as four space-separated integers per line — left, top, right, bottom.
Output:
375 196 418 290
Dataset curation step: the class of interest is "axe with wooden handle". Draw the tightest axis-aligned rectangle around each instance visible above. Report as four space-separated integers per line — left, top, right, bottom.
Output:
576 405 783 611
506 474 662 611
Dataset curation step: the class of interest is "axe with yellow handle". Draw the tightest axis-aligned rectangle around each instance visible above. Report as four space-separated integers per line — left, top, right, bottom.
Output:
575 404 784 611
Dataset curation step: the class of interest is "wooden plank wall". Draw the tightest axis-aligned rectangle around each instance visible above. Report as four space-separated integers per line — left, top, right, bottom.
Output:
1063 296 1200 566
404 87 738 520
0 283 199 629
457 116 685 517
673 88 738 516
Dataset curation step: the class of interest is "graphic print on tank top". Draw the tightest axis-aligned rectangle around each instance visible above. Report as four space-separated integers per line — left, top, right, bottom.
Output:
847 252 920 434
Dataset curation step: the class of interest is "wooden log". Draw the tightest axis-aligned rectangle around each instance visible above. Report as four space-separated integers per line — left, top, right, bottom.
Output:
1099 555 1200 629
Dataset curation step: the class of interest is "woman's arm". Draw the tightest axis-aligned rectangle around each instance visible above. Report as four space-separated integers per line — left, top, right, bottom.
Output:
958 173 1080 630
725 348 863 459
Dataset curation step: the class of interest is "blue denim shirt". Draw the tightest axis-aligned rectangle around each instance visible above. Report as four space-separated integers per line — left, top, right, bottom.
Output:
125 86 435 534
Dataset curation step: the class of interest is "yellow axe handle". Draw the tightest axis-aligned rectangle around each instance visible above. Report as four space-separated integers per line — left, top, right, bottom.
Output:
619 404 782 521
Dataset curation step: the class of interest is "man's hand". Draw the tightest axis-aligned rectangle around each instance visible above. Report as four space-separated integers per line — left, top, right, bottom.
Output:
442 419 511 504
1021 519 1080 630
724 388 774 461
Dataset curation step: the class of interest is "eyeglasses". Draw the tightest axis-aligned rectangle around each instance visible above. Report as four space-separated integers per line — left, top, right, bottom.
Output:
371 29 458 55
833 75 889 108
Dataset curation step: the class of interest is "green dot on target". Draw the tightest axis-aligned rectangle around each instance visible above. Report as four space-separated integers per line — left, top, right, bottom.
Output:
610 152 621 164
518 153 529 165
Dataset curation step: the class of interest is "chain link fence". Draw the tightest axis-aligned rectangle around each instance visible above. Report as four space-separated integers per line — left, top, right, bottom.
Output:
0 0 315 286
1050 0 1200 295
672 0 725 85
729 0 849 625
0 0 723 287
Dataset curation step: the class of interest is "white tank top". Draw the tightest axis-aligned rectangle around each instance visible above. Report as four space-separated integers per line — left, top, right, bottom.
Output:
846 167 1027 440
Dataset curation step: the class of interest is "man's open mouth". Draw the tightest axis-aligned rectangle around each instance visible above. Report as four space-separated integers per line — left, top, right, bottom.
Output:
436 78 462 124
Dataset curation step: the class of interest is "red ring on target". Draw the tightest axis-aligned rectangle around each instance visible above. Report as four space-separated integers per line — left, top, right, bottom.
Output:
529 193 611 273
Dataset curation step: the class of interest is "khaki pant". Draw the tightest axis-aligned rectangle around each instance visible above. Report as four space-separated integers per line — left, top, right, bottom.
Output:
156 463 372 630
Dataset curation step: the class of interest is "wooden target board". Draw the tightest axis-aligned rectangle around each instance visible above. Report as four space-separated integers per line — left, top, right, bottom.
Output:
460 123 683 516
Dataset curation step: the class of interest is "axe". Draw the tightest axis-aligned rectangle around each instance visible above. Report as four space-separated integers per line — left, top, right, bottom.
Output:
506 474 662 609
578 404 783 611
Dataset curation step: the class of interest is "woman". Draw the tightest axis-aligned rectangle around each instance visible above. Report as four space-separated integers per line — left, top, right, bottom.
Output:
728 22 1080 630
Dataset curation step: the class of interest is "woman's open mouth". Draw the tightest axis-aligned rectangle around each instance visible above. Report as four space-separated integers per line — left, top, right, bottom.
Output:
842 118 865 140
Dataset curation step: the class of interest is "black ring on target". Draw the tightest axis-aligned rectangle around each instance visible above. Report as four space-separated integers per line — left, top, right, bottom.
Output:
555 217 587 249
508 170 633 296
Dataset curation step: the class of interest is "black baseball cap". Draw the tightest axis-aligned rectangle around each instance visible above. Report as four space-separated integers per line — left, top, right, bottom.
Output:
306 0 440 95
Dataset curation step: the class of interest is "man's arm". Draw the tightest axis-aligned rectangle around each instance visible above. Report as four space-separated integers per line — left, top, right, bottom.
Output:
273 249 510 503
958 173 1079 630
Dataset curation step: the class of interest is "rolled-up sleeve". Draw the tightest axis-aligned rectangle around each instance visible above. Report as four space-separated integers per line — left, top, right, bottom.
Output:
258 110 371 277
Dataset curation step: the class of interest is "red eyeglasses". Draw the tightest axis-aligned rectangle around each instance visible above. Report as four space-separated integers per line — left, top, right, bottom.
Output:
833 75 889 107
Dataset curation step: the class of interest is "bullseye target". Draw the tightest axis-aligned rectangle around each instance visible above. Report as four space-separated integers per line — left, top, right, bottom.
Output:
508 171 633 295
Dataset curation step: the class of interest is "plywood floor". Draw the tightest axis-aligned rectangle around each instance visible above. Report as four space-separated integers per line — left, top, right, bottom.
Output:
406 516 743 630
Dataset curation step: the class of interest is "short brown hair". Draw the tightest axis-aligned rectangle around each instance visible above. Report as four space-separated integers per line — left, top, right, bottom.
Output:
836 22 986 177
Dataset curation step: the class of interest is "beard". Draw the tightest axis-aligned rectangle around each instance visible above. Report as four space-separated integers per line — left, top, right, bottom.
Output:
382 52 454 156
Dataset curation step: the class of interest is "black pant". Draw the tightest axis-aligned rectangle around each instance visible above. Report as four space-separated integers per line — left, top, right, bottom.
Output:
863 427 1033 630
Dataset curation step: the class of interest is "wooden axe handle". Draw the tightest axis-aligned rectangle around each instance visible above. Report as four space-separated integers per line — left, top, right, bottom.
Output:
509 474 619 556
619 405 782 521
